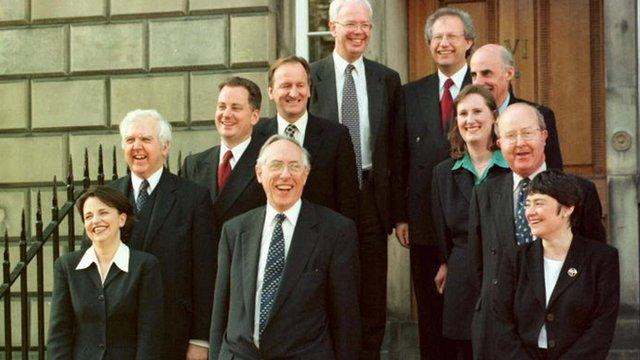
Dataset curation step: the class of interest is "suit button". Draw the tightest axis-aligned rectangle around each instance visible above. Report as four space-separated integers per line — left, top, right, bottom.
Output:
548 340 556 348
491 248 497 255
492 279 498 285
546 313 555 322
98 294 105 301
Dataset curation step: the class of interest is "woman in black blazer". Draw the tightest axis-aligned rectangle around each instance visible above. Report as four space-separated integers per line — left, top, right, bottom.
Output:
431 85 510 358
492 170 619 359
47 186 164 359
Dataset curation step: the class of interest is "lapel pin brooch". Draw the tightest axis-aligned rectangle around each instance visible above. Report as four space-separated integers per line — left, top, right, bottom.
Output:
567 268 578 277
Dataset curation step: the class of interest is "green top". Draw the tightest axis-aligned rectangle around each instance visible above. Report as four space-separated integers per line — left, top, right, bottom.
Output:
452 150 509 185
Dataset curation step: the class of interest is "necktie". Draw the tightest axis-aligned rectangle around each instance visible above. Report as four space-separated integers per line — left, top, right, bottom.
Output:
342 64 362 185
440 78 454 131
515 178 534 245
136 180 150 212
217 150 233 192
259 213 287 336
284 124 297 139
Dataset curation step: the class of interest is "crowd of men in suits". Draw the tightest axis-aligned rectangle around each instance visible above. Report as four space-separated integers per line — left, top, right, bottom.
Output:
97 0 609 359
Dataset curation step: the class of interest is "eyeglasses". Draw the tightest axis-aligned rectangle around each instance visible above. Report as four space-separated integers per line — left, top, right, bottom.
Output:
333 21 373 32
267 160 305 174
501 128 542 144
431 33 466 43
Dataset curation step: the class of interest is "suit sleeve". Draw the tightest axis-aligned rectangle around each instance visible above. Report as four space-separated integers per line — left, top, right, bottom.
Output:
328 218 361 360
431 167 451 263
209 224 232 360
46 258 74 359
559 247 620 359
335 125 360 222
136 255 165 359
388 72 408 224
491 251 536 360
540 107 563 170
575 179 606 243
190 187 217 340
468 187 484 291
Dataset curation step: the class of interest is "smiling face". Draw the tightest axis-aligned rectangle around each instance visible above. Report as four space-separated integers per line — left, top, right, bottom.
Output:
428 15 472 75
215 85 260 148
269 61 310 122
330 1 371 63
496 105 547 178
123 117 169 179
525 193 574 239
456 93 495 148
82 196 127 245
256 139 309 212
470 45 515 106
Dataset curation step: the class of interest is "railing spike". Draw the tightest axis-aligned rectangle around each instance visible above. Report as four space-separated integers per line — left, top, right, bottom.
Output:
112 146 119 180
3 229 8 262
177 150 183 176
52 175 58 208
98 144 105 185
36 191 43 242
83 148 90 190
20 209 26 244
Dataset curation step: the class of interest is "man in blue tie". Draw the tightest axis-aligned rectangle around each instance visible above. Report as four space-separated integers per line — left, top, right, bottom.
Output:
209 134 361 360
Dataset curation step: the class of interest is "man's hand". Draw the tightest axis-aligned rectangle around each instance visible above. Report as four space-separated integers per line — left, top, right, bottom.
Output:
186 344 208 360
394 223 410 248
434 263 448 294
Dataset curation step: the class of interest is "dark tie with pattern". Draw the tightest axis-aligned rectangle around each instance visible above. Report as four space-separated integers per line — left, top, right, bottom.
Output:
515 178 533 245
136 179 150 213
342 64 362 185
284 124 297 139
217 150 233 192
440 78 454 130
259 213 287 336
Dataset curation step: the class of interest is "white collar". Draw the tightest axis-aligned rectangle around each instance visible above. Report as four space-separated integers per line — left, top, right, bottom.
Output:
76 241 130 273
277 112 308 136
437 63 468 91
498 92 511 114
333 51 365 76
130 167 163 194
265 199 302 227
513 162 547 190
220 136 252 163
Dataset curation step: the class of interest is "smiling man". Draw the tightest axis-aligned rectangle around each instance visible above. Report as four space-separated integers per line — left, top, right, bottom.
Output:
210 135 361 360
467 103 606 359
255 56 359 221
111 109 216 360
309 1 407 356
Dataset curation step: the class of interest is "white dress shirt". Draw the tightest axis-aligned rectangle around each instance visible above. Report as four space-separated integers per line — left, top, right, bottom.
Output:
130 166 163 199
498 92 512 114
220 136 252 170
333 51 372 170
76 241 129 284
512 162 547 213
253 199 302 346
277 112 308 145
538 257 564 348
438 63 468 101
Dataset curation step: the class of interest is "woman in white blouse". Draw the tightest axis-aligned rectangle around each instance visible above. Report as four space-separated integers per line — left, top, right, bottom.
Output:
492 169 619 359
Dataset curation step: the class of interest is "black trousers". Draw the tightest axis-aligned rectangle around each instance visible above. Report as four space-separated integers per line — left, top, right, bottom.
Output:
410 244 446 359
358 175 388 360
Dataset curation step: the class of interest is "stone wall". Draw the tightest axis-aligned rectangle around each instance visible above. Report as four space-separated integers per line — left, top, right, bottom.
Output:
0 0 277 347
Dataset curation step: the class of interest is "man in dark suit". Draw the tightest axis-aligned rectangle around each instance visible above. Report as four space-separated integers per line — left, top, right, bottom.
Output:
397 7 476 359
210 135 361 360
255 55 359 221
113 109 216 360
309 1 406 356
468 103 606 359
470 44 563 169
182 77 266 234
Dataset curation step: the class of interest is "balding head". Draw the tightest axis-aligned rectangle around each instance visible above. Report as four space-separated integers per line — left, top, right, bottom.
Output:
470 44 515 107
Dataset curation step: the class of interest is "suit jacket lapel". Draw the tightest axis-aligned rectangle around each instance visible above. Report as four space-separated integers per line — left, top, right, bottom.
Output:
216 137 262 217
525 240 546 307
242 207 265 323
493 174 517 250
452 167 474 203
102 266 123 288
83 266 103 290
313 58 339 123
143 169 177 250
267 202 320 326
420 75 443 141
303 115 323 160
201 147 220 201
547 236 587 307
364 58 383 147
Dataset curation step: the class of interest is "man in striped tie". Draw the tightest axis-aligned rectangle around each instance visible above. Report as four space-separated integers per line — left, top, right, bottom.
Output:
209 134 361 360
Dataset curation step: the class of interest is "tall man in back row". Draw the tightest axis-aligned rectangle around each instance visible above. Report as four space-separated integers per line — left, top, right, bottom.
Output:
309 0 407 357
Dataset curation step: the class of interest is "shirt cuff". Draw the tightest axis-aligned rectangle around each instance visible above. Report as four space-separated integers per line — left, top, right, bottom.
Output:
189 339 210 349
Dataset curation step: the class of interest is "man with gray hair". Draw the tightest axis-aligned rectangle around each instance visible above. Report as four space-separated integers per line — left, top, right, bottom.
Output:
398 6 475 359
111 109 216 360
210 135 360 359
470 43 563 169
309 1 407 356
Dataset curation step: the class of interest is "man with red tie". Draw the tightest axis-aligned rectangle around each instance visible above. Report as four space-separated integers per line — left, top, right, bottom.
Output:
182 77 267 238
397 7 475 359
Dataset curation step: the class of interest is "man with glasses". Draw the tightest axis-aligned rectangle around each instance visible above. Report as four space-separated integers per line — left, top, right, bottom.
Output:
209 135 360 360
467 103 606 359
397 7 475 359
309 1 406 357
470 44 563 169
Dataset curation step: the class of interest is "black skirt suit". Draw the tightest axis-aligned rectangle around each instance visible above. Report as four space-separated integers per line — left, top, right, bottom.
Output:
47 247 164 359
431 157 510 339
492 235 619 359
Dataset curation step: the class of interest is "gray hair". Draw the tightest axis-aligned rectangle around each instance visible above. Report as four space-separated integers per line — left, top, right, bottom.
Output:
424 7 476 46
329 0 373 21
498 45 515 69
119 109 172 148
256 134 311 170
495 103 546 137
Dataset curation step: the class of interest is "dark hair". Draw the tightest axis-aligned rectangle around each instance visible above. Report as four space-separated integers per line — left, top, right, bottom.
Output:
448 84 499 159
218 76 262 110
268 56 312 88
76 186 135 243
528 169 582 228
